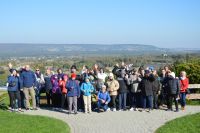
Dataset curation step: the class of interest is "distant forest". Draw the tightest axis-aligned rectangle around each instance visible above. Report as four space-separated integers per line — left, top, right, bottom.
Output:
0 53 200 86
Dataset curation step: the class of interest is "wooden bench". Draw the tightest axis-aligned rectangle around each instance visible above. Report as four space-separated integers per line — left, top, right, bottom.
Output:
186 84 200 100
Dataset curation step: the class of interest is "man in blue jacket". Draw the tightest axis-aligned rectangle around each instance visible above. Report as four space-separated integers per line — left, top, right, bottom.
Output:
97 85 111 112
20 65 37 110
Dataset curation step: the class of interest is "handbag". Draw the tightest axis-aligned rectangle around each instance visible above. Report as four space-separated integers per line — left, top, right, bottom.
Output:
9 81 16 87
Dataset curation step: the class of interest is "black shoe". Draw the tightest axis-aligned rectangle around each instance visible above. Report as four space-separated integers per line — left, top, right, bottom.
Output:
26 108 30 111
174 109 179 112
68 112 72 115
74 112 78 115
166 109 173 111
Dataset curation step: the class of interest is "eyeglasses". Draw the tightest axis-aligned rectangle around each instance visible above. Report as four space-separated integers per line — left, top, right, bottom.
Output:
36 70 40 71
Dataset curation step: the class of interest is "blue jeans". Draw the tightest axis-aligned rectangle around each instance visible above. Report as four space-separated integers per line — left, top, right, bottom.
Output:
97 102 108 111
130 92 137 108
142 95 153 109
119 93 127 110
180 92 186 107
35 89 40 106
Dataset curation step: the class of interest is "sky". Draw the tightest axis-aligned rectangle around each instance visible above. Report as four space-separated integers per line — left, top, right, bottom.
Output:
0 0 200 48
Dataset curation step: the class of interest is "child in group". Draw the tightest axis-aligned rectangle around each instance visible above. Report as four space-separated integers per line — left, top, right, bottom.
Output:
80 77 94 114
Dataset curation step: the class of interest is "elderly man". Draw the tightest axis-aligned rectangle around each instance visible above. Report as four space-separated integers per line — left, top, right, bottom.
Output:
97 85 111 112
20 65 37 110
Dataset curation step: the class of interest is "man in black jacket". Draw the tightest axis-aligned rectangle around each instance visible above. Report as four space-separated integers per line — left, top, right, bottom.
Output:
152 70 161 109
117 69 129 111
165 72 180 112
139 70 154 112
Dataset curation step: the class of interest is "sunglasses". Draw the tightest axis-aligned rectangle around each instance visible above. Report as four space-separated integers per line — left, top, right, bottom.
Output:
36 70 40 71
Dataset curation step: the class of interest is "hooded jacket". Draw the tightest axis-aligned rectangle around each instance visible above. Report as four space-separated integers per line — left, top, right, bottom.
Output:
80 81 94 96
106 79 119 96
7 75 22 91
166 77 180 95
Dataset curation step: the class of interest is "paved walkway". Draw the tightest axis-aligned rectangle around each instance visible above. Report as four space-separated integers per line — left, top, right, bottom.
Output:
23 106 200 133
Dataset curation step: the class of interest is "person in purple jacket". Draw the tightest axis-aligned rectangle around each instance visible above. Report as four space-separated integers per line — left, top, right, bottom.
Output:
97 85 111 113
51 74 62 108
66 73 80 114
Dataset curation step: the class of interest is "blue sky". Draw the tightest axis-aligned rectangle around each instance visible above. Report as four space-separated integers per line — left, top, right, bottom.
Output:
0 0 200 48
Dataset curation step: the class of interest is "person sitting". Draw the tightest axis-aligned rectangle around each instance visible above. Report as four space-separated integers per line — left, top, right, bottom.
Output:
97 85 111 113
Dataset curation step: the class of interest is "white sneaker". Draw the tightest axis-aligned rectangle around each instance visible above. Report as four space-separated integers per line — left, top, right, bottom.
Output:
129 107 134 111
107 108 110 111
134 108 138 111
113 108 116 112
118 109 122 111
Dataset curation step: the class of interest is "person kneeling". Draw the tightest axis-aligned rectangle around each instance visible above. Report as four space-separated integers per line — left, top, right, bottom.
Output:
97 85 111 113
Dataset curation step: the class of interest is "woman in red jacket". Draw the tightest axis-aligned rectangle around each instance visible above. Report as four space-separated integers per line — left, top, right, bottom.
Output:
59 74 68 111
179 71 189 111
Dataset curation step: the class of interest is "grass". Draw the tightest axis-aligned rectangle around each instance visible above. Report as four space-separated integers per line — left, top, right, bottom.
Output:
0 91 9 110
156 113 200 133
0 110 70 133
186 99 200 105
0 91 70 133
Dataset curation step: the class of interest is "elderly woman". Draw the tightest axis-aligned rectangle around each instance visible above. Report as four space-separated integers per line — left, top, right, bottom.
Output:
66 73 80 114
179 71 189 111
106 73 119 111
81 77 94 114
97 85 111 112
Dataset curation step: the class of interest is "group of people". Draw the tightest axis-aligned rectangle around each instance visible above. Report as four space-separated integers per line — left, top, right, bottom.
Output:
6 62 189 114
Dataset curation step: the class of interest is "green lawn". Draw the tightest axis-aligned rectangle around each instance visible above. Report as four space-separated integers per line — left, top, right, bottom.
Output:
0 91 70 133
156 113 200 133
0 110 70 133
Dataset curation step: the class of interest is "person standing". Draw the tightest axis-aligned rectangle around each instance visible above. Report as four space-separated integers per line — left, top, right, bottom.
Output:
152 70 161 109
80 77 94 114
97 68 107 83
66 73 80 114
44 68 53 106
117 69 129 111
20 65 37 110
34 68 45 107
7 69 23 112
51 74 62 108
129 69 141 111
59 74 68 110
179 71 189 111
106 73 119 111
139 70 154 112
166 72 180 112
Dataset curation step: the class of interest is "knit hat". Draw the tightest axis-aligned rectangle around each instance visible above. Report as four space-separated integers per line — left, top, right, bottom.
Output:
102 85 106 88
71 73 76 79
109 73 114 77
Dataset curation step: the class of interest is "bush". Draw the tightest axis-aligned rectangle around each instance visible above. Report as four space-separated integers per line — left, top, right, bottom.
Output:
173 58 200 84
